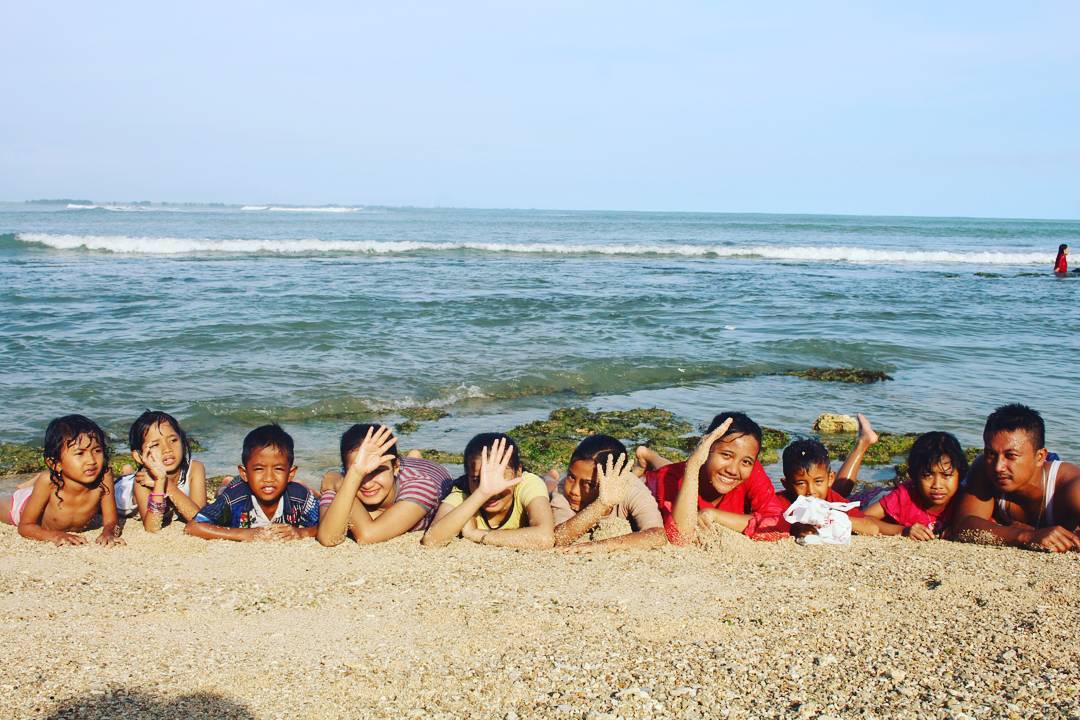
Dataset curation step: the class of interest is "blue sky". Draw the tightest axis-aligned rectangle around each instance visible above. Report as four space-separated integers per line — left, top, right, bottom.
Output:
2 2 1077 217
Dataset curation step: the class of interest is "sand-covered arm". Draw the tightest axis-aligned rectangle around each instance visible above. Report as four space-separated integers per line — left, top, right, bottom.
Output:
482 495 555 549
554 454 633 546
317 427 424 545
951 457 1080 551
671 419 733 542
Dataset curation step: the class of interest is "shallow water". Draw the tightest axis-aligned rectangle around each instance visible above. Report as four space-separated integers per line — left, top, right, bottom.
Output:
1 203 1076 480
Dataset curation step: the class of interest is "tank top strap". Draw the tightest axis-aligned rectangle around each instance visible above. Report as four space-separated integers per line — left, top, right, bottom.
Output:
1042 460 1061 528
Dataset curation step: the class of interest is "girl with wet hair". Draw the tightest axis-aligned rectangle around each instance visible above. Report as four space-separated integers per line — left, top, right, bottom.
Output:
0 415 124 546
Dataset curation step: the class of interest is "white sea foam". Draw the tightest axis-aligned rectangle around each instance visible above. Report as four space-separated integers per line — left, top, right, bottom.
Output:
65 203 144 212
13 233 1051 265
241 205 360 213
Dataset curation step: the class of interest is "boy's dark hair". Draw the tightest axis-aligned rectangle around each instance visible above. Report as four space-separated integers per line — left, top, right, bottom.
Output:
463 432 523 477
242 424 294 466
570 434 628 470
782 439 831 480
706 411 763 450
339 423 399 470
983 403 1045 450
907 431 969 483
43 414 110 504
128 410 191 474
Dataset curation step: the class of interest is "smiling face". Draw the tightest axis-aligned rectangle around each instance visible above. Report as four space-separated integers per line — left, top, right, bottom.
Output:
914 456 961 511
239 444 296 505
52 433 106 486
138 421 185 474
984 429 1046 494
344 447 398 508
466 456 516 516
784 463 834 500
564 459 600 512
699 433 761 498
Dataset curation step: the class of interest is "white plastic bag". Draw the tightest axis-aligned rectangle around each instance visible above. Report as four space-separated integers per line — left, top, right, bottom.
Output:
782 495 861 545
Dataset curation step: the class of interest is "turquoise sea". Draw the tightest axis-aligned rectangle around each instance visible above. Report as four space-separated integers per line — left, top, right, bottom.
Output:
1 202 1076 482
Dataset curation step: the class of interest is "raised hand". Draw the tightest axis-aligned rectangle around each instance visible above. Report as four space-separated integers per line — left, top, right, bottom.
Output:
597 453 633 508
477 438 520 498
349 426 398 477
143 446 169 483
688 417 734 466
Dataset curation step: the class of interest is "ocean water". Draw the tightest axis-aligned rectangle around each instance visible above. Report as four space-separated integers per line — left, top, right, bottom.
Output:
1 202 1077 482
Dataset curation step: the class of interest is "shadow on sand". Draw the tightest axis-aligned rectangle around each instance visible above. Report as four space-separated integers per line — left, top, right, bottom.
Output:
45 688 255 719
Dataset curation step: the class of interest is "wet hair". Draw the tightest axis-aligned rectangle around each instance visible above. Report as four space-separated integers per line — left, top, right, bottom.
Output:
463 432 523 478
907 431 969 486
43 414 110 505
569 434 628 471
241 423 294 466
706 411 763 451
339 423 400 470
782 439 831 480
983 403 1045 451
128 410 191 474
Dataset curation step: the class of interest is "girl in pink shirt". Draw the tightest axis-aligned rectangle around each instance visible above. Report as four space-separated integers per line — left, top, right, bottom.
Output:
863 432 969 540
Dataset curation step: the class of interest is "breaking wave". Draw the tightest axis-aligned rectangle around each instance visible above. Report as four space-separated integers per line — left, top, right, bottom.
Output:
10 232 1050 265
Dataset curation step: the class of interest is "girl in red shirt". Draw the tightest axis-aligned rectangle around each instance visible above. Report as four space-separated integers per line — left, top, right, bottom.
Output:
1054 244 1068 273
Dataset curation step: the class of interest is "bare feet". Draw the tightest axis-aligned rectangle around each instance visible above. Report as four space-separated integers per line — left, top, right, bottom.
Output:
545 469 561 495
856 414 879 447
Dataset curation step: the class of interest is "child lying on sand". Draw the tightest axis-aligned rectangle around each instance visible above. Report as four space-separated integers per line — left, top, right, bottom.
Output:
116 410 207 532
0 415 123 546
317 424 452 546
863 431 968 540
186 424 319 542
422 433 554 549
646 412 786 545
551 435 666 552
775 428 880 538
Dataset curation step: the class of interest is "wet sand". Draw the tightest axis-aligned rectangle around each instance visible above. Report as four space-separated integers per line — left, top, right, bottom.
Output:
0 522 1076 719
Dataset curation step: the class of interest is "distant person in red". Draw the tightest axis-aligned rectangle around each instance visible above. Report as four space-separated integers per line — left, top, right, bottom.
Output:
1053 243 1068 273
638 412 786 545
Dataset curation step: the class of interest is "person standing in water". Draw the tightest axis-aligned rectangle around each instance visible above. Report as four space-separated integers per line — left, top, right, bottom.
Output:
1053 244 1068 273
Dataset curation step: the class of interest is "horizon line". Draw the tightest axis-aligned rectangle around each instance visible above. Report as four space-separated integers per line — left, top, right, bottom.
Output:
5 198 1079 225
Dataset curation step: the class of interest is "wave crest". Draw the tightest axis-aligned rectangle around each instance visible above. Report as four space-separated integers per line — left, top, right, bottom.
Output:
11 233 1051 265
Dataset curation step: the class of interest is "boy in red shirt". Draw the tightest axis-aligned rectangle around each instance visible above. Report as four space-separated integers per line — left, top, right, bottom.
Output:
776 432 880 538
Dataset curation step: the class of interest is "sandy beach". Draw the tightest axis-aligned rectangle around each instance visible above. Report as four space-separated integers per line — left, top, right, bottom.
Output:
1 521 1076 720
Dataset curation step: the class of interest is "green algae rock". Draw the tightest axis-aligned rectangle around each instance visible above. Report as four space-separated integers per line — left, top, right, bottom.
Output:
411 449 465 466
508 406 694 472
789 368 893 384
394 420 420 434
0 442 43 475
819 431 917 466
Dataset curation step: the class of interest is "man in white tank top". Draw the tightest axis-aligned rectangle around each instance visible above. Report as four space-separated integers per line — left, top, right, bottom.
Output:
953 403 1080 552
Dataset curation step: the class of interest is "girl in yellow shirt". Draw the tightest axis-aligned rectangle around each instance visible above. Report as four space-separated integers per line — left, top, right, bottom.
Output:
422 433 554 549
